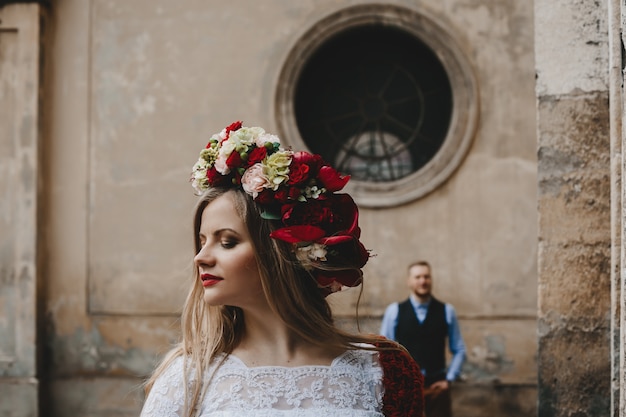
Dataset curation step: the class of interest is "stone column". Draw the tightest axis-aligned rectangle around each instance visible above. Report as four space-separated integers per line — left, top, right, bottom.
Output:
608 1 623 415
0 3 42 417
535 0 612 415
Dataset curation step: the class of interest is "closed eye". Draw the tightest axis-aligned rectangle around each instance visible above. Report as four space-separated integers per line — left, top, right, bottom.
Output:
221 240 237 249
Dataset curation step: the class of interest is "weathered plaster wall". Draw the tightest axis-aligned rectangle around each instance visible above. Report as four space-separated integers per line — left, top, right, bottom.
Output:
41 0 537 416
535 0 611 415
0 4 41 417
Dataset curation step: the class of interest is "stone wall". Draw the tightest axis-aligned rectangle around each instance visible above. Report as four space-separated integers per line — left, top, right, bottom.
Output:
535 0 612 415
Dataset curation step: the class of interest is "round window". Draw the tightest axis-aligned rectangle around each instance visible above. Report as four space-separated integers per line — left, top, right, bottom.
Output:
276 4 478 207
294 25 452 184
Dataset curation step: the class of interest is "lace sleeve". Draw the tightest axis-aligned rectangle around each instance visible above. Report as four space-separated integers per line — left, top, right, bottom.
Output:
375 339 424 417
140 357 188 417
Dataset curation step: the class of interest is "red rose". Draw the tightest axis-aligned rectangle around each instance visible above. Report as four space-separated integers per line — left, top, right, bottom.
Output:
206 167 227 186
255 189 274 204
288 151 322 185
280 194 360 234
225 121 242 134
287 162 310 185
247 146 267 166
323 194 361 237
220 121 243 143
292 151 323 175
281 200 333 230
274 188 289 203
273 185 299 203
226 151 243 169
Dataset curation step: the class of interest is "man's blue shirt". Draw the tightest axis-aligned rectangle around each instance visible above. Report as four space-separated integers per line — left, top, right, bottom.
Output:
380 295 466 381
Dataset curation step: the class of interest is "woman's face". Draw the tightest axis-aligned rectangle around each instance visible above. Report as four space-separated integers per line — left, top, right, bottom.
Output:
193 193 265 309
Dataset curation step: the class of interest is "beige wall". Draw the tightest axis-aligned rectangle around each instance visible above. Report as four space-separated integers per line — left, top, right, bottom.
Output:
0 4 41 417
31 0 538 415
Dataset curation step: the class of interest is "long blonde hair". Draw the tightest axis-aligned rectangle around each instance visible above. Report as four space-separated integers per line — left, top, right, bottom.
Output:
144 187 391 416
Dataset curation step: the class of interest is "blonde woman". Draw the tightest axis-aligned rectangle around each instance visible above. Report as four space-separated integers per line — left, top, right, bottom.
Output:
140 122 424 417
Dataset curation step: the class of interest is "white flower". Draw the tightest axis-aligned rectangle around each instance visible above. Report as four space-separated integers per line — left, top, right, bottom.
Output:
255 133 280 147
247 126 266 138
190 158 209 193
303 185 325 199
217 129 228 140
229 127 260 151
241 164 271 198
298 243 328 261
219 140 237 160
192 157 207 172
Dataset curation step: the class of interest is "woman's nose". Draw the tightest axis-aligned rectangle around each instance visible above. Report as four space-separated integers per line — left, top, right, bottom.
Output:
194 243 215 267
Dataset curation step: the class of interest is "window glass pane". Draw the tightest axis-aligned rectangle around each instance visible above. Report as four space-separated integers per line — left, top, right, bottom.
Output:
295 25 453 183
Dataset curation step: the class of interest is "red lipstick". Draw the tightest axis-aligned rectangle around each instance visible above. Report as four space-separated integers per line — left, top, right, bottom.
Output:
201 273 222 287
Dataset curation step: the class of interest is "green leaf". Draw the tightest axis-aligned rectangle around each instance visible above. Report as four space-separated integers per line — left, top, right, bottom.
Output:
261 210 281 220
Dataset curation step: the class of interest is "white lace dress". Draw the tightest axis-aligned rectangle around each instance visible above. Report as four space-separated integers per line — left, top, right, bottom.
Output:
140 349 385 417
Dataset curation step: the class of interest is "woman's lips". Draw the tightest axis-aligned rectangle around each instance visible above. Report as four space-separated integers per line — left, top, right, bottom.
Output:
201 274 223 287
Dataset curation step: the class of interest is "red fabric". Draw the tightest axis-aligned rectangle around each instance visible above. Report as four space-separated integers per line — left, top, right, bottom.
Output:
376 339 425 417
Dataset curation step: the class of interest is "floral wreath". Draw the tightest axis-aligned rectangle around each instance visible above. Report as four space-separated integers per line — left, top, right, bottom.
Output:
191 121 370 294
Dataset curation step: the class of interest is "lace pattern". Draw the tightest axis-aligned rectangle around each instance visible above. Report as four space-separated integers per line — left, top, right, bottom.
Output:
141 349 384 417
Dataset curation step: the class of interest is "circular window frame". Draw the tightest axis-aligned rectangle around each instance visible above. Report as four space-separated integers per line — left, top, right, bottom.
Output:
275 4 479 208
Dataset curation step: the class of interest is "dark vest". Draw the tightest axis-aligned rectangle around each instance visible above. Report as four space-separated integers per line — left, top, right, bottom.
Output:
395 297 448 380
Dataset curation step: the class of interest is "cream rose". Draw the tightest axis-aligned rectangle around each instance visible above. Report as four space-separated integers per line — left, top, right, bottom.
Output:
265 150 292 190
241 163 271 198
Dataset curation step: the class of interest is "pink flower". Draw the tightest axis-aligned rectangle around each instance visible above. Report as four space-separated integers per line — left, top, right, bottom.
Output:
241 163 270 198
214 155 230 174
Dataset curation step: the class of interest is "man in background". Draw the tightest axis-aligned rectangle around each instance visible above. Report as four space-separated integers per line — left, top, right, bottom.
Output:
380 260 466 417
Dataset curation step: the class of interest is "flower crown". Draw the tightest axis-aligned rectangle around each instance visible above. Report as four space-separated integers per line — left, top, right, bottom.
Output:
191 121 370 294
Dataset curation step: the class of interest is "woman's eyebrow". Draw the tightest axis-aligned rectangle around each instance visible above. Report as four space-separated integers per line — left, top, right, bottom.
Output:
213 228 241 236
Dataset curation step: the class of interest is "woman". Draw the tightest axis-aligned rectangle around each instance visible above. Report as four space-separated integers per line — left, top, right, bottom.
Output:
140 121 424 416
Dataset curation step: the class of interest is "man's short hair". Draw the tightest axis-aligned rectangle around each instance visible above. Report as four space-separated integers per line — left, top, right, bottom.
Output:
408 260 431 271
